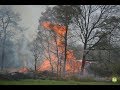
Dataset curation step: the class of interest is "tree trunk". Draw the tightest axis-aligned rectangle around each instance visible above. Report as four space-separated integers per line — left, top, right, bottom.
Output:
1 29 7 71
1 43 5 71
54 35 60 79
48 45 54 76
81 41 87 75
56 56 59 77
63 10 69 77
81 54 86 75
60 58 62 78
63 24 68 77
34 58 37 79
35 58 37 72
49 54 54 76
47 36 54 76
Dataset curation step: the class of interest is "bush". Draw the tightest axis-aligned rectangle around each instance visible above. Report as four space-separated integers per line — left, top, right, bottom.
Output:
88 63 113 77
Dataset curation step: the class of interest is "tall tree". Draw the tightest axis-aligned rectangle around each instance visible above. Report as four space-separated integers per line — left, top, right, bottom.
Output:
30 38 41 72
0 7 21 70
71 5 119 74
39 5 79 77
37 24 56 75
48 5 79 77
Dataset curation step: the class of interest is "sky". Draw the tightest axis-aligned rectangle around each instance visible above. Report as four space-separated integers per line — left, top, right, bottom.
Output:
0 5 55 41
11 5 47 41
0 5 54 68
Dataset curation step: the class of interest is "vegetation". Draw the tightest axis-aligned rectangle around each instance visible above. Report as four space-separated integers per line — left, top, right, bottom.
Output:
0 5 120 84
0 79 119 85
37 5 120 76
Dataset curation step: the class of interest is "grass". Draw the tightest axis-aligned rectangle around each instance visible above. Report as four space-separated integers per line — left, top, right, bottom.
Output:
0 79 120 85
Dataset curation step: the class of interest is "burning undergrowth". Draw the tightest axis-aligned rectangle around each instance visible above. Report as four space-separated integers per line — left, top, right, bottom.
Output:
2 21 91 79
18 67 29 73
3 21 91 79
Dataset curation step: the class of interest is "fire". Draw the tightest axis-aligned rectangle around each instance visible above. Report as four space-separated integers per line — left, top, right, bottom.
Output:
66 50 76 60
38 21 82 75
41 21 66 36
18 67 29 73
41 21 51 30
53 25 66 36
37 60 51 71
66 60 82 73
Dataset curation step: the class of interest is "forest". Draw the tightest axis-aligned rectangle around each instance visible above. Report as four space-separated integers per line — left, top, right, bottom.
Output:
0 5 120 85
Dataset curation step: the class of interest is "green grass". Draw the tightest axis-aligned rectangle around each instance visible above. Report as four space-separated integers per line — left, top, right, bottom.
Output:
0 79 120 85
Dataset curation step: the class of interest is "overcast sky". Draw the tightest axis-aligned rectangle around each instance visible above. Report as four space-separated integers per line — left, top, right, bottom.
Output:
12 5 48 41
0 5 55 41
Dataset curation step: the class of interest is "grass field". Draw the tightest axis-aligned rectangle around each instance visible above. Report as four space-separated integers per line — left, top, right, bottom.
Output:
0 79 119 85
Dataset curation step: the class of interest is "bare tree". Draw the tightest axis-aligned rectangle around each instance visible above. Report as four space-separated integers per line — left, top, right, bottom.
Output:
71 5 119 74
30 37 42 72
37 26 55 75
0 6 21 70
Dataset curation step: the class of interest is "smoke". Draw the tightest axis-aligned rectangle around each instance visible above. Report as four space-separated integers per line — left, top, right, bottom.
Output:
0 5 49 70
0 37 19 68
0 5 35 70
14 31 34 69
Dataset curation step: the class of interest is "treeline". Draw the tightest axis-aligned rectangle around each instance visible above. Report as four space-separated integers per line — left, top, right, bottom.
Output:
0 6 32 71
31 5 120 77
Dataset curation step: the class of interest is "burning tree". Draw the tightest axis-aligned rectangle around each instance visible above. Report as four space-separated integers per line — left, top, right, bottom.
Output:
37 5 119 77
37 6 82 77
38 5 80 77
40 22 82 75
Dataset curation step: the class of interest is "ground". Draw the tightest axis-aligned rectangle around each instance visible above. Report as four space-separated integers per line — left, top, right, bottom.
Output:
0 79 119 85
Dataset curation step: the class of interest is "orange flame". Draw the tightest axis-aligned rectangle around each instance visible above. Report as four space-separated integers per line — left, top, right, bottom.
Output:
41 21 66 36
38 60 51 71
53 24 66 36
38 21 82 74
41 21 52 30
18 67 29 73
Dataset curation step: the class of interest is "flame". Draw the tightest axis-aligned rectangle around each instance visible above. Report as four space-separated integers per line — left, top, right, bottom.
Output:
53 24 66 36
38 21 82 74
66 50 76 60
37 60 51 71
41 21 52 30
41 21 66 36
18 67 29 73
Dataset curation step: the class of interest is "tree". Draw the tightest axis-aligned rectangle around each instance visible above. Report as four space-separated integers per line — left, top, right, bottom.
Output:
39 5 79 77
31 39 40 72
37 23 61 77
70 5 119 74
88 16 120 77
0 6 21 70
53 5 75 77
14 27 31 69
88 44 120 77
